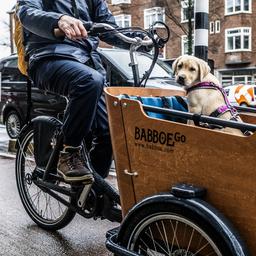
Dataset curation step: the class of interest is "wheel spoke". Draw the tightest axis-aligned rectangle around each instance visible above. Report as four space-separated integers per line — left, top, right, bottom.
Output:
193 241 211 255
148 227 157 252
144 230 169 255
155 221 171 254
186 228 195 254
170 219 180 251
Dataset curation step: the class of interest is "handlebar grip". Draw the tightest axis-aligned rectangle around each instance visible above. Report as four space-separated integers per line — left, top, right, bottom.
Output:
83 21 93 31
54 21 94 38
54 28 65 38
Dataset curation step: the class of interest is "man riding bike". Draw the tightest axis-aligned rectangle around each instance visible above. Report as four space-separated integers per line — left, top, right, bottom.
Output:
16 0 150 183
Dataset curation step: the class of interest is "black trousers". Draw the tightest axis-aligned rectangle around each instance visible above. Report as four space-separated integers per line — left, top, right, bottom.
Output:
30 57 110 147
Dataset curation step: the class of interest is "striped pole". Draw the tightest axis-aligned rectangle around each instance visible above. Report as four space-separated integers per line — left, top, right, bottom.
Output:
194 0 209 61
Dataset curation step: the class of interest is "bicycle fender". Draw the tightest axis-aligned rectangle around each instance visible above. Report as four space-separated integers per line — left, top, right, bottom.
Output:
17 116 62 144
118 193 250 256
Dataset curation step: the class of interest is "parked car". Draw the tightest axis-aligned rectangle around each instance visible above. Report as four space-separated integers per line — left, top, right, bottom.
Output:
0 55 67 138
224 84 256 107
0 48 182 138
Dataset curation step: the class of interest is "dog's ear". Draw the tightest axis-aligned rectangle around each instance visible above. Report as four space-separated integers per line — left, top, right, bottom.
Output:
198 59 211 81
172 56 182 75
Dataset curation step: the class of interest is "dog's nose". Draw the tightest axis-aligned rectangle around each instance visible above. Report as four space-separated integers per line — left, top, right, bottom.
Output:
177 75 185 85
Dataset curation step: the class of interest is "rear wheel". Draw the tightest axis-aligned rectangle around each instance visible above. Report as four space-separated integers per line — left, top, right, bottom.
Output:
15 126 76 230
119 203 236 256
6 110 22 138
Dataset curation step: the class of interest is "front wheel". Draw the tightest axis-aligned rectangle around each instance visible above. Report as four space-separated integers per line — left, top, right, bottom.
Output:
15 125 76 230
118 202 238 256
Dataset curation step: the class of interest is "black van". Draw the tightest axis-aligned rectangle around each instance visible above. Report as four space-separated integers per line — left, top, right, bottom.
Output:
0 55 66 138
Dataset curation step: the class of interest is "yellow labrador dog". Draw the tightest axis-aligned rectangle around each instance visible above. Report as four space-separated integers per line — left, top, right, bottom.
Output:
172 55 244 135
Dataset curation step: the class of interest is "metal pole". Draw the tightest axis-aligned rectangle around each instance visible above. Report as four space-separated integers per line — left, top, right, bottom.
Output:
187 0 193 55
194 0 209 61
9 13 14 54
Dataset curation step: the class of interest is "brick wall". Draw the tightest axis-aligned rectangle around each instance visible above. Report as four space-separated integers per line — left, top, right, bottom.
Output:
108 0 256 83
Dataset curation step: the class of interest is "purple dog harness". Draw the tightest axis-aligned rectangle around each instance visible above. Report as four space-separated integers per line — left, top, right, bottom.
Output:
186 82 239 120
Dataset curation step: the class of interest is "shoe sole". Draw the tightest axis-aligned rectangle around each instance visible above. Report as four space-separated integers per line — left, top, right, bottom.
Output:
57 170 94 183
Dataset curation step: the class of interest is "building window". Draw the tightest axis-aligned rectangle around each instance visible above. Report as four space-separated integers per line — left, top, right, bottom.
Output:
225 27 251 52
222 74 254 86
222 76 233 87
144 7 165 29
181 35 194 55
215 20 220 33
210 20 220 34
181 0 194 22
112 0 131 4
210 22 214 34
225 0 251 15
115 14 131 28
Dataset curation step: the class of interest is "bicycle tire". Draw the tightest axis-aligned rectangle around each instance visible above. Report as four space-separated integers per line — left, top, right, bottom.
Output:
15 125 76 230
118 202 239 256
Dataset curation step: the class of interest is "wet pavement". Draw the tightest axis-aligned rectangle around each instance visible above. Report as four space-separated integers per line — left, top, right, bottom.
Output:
0 124 118 255
0 124 9 153
0 157 117 256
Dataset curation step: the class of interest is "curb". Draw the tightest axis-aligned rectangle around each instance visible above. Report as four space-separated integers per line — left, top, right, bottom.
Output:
0 152 16 159
0 139 16 159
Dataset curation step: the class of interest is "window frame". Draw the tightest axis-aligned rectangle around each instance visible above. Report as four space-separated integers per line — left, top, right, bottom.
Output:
180 0 194 23
111 0 131 5
181 34 194 55
144 7 165 29
225 27 251 52
114 14 132 28
210 21 215 34
225 0 251 15
215 20 220 33
222 74 255 86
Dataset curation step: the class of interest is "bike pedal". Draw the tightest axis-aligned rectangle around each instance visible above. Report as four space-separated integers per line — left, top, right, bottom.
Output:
77 182 93 209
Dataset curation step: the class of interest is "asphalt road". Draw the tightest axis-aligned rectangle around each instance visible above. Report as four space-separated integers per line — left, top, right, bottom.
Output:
0 157 118 256
0 125 118 256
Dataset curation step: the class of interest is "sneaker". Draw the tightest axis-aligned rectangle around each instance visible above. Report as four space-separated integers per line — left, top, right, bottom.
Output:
57 146 93 183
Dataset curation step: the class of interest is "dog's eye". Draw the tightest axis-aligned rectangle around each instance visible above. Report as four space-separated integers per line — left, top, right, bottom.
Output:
177 64 183 69
190 67 196 72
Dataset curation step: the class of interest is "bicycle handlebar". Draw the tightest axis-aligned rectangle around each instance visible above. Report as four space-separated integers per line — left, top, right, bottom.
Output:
54 22 153 46
89 23 153 46
54 21 170 87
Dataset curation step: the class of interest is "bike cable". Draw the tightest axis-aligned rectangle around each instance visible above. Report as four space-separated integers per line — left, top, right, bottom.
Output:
88 25 163 88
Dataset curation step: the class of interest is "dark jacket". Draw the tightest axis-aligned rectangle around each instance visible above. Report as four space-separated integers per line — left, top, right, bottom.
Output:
17 0 140 73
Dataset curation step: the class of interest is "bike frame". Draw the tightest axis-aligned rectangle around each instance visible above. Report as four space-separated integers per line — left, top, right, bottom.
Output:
31 33 153 222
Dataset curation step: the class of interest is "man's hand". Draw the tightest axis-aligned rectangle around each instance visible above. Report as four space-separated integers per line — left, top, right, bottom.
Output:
57 15 88 40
